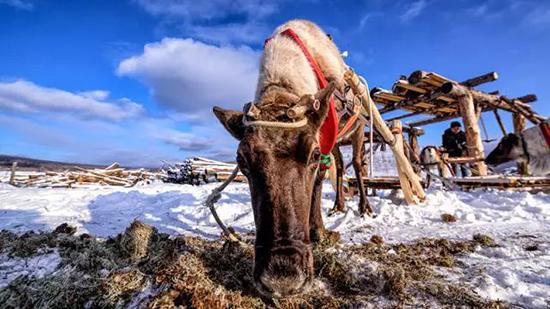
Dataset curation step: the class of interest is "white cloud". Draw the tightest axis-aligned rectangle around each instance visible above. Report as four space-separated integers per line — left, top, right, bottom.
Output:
0 0 33 10
0 109 235 166
0 80 144 121
78 90 110 100
400 0 427 22
116 38 259 115
0 79 238 166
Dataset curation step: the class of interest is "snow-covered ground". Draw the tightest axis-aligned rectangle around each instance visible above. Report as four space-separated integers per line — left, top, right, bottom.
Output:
0 250 60 289
0 150 549 307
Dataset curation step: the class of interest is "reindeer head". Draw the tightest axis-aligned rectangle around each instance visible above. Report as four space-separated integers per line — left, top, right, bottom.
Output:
485 133 526 166
213 82 336 298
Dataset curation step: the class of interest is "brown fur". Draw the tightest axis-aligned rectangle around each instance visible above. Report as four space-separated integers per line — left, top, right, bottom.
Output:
213 20 371 297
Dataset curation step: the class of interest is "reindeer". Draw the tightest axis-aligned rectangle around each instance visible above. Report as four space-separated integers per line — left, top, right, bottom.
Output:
485 122 550 176
420 146 453 187
213 20 371 297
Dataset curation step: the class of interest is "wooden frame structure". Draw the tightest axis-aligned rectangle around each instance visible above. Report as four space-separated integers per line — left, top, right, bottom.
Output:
344 69 426 204
370 70 546 176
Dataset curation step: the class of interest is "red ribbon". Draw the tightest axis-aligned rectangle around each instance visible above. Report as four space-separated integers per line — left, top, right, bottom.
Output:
266 28 339 156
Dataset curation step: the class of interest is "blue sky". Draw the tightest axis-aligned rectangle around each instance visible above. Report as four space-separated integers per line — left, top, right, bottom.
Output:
1 0 549 166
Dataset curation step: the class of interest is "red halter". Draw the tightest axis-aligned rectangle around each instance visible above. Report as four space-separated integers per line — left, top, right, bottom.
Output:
265 28 339 169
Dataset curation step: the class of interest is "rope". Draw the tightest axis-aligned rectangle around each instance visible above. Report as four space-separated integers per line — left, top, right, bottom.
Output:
479 113 494 142
203 166 248 245
242 116 308 128
353 72 397 147
367 80 374 178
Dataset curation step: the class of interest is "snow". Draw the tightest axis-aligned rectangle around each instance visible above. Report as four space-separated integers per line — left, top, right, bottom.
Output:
1 158 549 306
441 234 550 308
0 250 61 289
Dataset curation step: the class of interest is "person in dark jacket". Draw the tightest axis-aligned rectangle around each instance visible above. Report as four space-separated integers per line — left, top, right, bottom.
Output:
442 121 471 177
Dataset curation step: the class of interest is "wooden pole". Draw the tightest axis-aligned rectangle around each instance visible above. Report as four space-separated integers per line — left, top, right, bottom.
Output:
442 83 488 176
408 131 421 161
345 70 425 204
515 94 537 104
512 113 530 175
390 121 417 204
461 72 498 87
407 132 422 174
9 162 18 185
493 109 507 136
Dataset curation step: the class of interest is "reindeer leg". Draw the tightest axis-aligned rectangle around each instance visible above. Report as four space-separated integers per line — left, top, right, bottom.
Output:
352 125 374 217
310 170 328 242
329 146 346 214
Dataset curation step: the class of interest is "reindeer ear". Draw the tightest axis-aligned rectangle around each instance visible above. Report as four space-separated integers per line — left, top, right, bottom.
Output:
309 81 337 127
213 106 245 140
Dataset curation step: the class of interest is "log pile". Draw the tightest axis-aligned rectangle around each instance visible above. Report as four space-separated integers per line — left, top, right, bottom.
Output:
162 157 245 185
7 163 160 188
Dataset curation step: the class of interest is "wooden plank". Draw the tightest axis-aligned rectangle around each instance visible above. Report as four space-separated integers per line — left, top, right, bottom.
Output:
415 102 435 108
347 176 427 190
437 107 457 113
451 176 550 190
393 80 427 94
408 70 452 85
427 72 452 84
376 92 406 102
444 156 484 164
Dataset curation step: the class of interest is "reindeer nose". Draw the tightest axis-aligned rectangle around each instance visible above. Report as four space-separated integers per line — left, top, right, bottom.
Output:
259 253 307 297
256 243 312 297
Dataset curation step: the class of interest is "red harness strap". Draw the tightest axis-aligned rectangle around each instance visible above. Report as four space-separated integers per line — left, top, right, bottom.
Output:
265 29 339 162
539 122 550 147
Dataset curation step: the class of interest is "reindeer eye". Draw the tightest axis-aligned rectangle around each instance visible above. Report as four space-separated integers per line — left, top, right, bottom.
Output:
311 148 321 162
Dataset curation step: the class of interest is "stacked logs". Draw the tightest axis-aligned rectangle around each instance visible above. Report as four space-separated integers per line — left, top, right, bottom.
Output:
162 157 245 185
8 163 160 188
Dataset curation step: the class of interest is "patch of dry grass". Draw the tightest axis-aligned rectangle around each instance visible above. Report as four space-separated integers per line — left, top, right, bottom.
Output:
441 213 458 223
0 222 504 308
